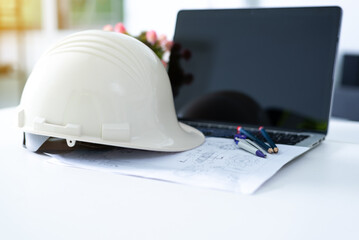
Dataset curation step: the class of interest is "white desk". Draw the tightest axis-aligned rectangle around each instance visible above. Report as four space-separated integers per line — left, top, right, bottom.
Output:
1 107 358 240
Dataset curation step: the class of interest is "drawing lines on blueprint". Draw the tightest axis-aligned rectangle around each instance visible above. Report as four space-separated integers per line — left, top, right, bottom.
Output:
48 137 310 194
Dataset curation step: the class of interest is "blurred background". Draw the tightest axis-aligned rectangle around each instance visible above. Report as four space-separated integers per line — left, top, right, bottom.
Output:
0 0 358 119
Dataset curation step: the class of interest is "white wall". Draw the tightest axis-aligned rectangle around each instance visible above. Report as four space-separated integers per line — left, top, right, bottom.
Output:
1 0 358 107
124 0 251 39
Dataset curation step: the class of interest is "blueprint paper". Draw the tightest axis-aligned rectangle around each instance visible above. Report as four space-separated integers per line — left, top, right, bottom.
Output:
47 137 309 194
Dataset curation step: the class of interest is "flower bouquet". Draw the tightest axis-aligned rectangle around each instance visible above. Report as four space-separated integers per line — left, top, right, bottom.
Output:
103 23 173 67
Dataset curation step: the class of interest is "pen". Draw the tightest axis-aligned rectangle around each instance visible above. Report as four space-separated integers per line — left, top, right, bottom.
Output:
237 133 267 155
259 126 279 153
246 138 267 154
237 126 274 153
234 134 266 158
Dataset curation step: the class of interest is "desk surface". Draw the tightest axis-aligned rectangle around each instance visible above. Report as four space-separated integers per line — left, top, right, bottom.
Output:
1 108 358 240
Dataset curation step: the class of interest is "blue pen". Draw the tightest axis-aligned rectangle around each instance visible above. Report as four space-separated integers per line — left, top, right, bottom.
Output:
237 126 273 154
245 137 267 154
259 126 279 153
234 134 266 158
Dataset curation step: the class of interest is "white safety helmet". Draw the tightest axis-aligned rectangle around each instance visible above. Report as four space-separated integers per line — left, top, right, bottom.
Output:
18 30 204 152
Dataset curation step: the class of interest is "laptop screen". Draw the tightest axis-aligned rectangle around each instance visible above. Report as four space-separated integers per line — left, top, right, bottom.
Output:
168 7 341 133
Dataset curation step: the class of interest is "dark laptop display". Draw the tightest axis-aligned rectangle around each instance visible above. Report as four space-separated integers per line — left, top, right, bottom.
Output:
168 7 341 145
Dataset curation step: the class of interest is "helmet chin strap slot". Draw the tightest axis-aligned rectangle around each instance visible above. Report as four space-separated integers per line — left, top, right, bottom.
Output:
34 117 81 136
66 139 76 147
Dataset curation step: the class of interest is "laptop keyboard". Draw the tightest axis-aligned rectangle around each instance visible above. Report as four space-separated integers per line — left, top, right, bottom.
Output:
193 125 309 145
250 131 309 145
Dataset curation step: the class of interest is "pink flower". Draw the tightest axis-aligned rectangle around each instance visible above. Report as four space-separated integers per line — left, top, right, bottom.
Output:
146 30 157 45
165 40 174 51
103 24 113 31
161 60 167 68
114 22 127 33
158 34 167 46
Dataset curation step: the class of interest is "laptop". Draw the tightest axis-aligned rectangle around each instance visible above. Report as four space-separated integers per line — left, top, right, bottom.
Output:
168 7 342 148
